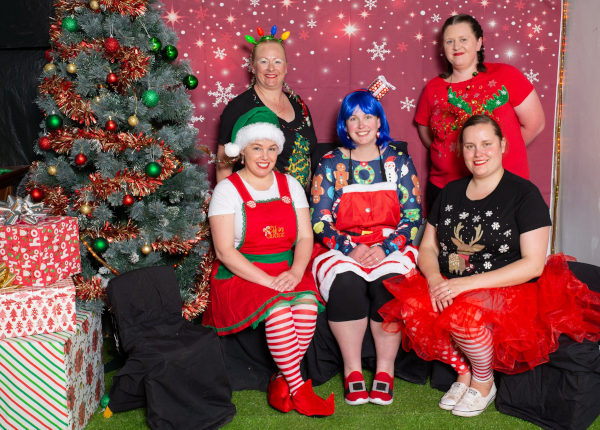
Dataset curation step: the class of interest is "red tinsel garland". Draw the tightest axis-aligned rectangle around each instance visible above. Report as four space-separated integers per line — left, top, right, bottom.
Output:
39 76 97 126
73 275 107 302
182 247 214 320
53 0 148 18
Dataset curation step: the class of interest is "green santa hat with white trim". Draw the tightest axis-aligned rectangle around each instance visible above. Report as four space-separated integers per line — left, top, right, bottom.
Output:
224 106 285 157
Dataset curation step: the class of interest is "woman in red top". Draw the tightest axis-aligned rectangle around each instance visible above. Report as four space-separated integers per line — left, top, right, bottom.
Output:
415 14 545 211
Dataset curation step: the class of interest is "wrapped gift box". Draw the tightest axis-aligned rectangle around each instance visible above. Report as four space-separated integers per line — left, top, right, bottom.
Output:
0 309 104 430
0 277 76 340
0 216 81 287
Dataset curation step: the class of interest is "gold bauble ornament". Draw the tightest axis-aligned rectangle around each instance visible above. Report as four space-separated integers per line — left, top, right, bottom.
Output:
93 95 102 103
43 63 56 73
141 244 153 255
127 115 139 127
47 165 58 176
89 0 100 10
66 63 77 74
80 204 92 215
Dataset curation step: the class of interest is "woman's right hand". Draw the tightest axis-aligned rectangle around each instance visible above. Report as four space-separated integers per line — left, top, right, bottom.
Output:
427 274 453 313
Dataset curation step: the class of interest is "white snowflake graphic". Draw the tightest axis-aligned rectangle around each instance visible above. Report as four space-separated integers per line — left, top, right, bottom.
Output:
524 69 540 83
364 0 377 10
485 210 493 217
483 253 492 260
431 13 441 23
400 97 416 111
472 215 481 222
191 115 205 123
492 222 500 230
445 204 453 212
241 56 251 69
532 24 542 34
214 47 227 60
503 229 512 237
484 261 492 270
440 242 447 251
366 41 391 61
250 0 260 6
499 244 509 253
444 218 451 225
208 82 236 107
459 212 469 219
307 19 317 28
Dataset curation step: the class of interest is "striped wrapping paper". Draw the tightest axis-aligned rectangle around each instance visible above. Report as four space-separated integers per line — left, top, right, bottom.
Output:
0 309 104 430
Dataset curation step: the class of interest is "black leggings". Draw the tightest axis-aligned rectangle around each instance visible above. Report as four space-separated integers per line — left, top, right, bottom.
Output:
327 272 397 323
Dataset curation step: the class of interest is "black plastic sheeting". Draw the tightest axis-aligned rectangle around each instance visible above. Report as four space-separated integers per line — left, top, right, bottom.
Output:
0 1 52 166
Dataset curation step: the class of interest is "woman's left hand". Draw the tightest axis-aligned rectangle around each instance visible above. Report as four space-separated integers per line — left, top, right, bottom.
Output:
357 245 386 267
429 277 470 311
270 270 302 292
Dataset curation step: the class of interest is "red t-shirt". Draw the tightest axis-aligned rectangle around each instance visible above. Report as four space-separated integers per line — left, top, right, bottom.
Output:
415 63 534 188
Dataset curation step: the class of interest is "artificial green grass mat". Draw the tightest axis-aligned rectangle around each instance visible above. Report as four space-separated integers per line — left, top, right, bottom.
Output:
85 337 600 429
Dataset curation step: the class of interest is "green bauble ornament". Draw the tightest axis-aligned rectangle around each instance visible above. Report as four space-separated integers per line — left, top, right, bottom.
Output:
92 237 109 253
100 394 110 408
61 16 79 32
162 45 178 61
46 114 63 130
142 90 159 108
149 37 162 53
145 161 162 178
183 74 198 90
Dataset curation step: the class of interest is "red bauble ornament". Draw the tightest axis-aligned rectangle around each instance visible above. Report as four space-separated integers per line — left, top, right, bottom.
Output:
44 49 53 62
75 153 87 165
30 188 44 202
38 136 52 151
122 194 134 206
104 37 120 53
105 119 117 132
106 72 118 85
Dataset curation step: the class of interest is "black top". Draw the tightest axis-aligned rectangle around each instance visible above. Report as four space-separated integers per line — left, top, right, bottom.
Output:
218 87 317 188
429 170 552 278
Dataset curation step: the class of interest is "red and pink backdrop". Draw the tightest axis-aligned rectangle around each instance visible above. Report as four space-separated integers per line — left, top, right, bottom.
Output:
163 0 561 201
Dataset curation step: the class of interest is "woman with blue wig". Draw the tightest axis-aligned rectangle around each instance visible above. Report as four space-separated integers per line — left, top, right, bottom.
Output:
310 88 422 406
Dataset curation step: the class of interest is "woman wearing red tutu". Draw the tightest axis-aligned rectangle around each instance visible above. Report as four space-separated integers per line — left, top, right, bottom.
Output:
380 114 600 417
203 107 334 417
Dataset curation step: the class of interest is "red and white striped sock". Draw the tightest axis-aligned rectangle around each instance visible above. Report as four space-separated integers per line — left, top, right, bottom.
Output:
290 302 318 360
265 305 304 394
452 327 494 382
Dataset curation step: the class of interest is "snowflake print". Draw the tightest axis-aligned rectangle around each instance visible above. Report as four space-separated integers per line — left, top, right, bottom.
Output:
499 244 509 253
483 253 492 259
524 69 540 83
250 0 260 6
444 218 451 225
208 82 236 107
487 80 497 88
307 19 317 28
241 56 251 69
214 47 227 60
491 222 500 230
532 24 542 33
400 97 416 111
485 210 493 217
459 211 469 219
472 215 481 222
191 115 205 123
431 13 441 23
484 261 492 270
445 204 453 212
440 242 447 251
503 229 512 237
364 0 377 10
367 41 391 61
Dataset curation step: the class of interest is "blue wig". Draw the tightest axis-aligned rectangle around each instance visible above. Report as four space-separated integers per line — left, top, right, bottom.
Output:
336 90 392 149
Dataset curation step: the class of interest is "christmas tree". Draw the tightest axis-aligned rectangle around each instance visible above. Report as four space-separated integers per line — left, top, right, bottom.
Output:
28 0 211 319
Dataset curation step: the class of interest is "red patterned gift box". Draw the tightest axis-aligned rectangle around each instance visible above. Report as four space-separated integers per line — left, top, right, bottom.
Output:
0 309 104 430
0 216 81 287
0 277 76 340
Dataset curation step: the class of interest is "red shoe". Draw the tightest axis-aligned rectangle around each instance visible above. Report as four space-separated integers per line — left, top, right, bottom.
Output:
291 380 335 417
369 372 394 405
344 371 369 405
267 373 294 413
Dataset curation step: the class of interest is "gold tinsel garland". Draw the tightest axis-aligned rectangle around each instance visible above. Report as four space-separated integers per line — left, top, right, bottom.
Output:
182 247 215 320
53 0 148 17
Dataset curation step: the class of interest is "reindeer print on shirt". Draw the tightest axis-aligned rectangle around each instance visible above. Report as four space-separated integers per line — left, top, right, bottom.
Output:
448 222 485 275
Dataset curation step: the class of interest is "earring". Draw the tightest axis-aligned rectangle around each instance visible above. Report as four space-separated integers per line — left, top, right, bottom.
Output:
241 155 245 165
376 131 380 139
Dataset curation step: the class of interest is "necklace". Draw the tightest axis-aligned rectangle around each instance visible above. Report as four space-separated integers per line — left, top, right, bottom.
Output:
255 85 285 115
447 70 479 93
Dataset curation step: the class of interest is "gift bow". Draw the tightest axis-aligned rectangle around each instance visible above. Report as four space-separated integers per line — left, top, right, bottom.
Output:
0 263 19 291
0 195 47 225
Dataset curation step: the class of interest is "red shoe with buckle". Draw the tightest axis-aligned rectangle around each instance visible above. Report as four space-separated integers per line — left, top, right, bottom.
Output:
267 373 293 413
344 371 369 405
369 372 394 405
291 379 335 417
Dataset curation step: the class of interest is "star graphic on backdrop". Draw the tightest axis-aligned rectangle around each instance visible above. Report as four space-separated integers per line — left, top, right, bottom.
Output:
307 19 317 28
281 0 293 11
538 45 546 53
360 11 370 19
195 39 204 48
299 29 309 40
414 33 423 42
515 1 525 11
226 13 236 24
397 42 408 52
344 22 358 37
194 6 208 20
165 6 183 26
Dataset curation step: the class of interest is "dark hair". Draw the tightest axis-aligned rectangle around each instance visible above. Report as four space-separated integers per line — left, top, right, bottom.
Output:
439 14 487 79
336 90 392 149
459 114 503 144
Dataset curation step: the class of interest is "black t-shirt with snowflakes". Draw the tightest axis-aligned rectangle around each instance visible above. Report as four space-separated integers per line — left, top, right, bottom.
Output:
428 170 551 279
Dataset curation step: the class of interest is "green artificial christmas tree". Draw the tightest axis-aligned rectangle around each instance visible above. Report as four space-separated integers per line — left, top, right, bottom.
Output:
29 0 211 319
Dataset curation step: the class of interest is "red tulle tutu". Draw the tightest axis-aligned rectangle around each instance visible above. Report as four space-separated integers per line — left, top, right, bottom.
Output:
379 254 600 374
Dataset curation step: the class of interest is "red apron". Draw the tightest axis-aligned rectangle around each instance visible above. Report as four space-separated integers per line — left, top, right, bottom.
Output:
203 172 320 335
312 181 418 302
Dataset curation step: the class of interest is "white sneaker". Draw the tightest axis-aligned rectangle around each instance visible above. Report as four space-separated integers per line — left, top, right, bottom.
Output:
438 382 468 410
452 383 497 417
